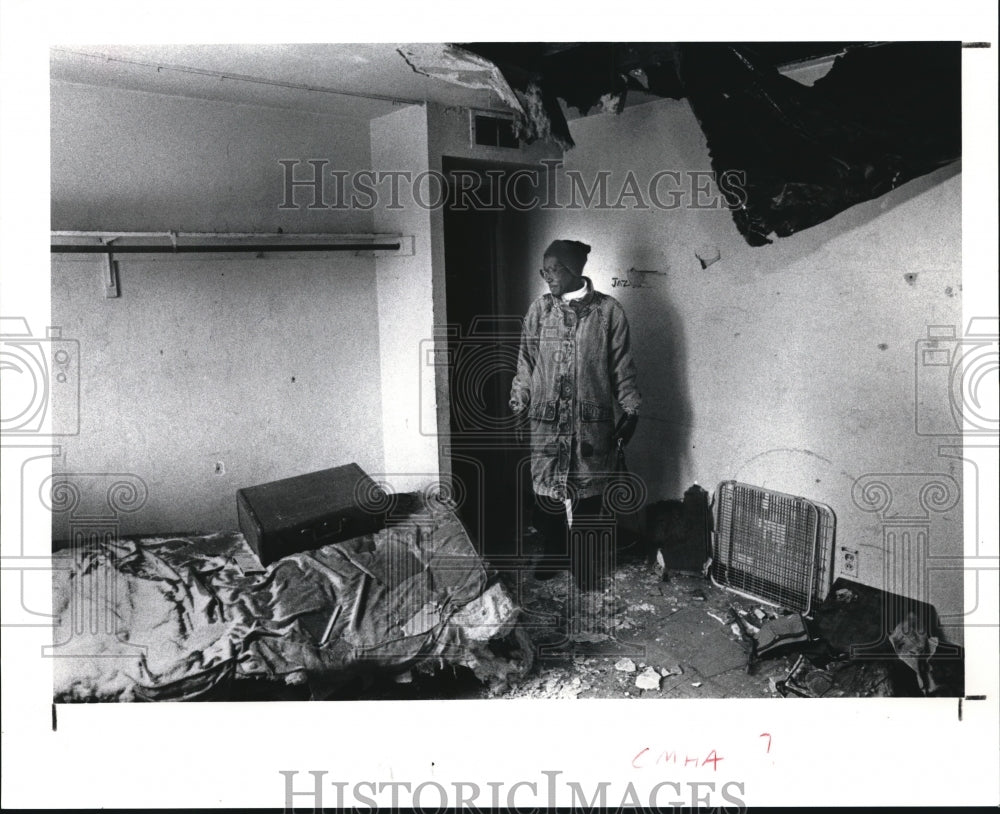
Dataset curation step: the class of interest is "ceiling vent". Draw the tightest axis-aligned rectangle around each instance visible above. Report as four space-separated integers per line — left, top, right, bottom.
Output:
470 110 519 149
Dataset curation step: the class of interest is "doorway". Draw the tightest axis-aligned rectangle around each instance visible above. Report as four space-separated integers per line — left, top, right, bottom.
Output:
442 157 543 562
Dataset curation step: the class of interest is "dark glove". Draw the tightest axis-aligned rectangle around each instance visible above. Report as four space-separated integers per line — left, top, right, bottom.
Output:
614 413 638 449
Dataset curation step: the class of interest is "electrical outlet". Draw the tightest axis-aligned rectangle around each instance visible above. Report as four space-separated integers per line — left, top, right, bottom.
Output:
841 547 859 578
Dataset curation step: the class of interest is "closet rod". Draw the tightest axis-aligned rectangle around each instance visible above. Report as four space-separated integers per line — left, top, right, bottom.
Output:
51 231 397 239
51 242 401 254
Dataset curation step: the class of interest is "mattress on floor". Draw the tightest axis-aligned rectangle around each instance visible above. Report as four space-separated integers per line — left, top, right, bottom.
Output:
51 495 525 701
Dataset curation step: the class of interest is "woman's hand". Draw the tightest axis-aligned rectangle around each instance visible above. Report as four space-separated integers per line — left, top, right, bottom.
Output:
614 413 638 448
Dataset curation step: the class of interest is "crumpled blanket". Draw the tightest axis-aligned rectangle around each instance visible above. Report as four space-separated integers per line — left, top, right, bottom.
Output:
51 500 524 701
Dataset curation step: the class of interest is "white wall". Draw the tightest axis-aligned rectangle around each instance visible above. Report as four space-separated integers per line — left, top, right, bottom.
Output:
369 104 440 493
532 95 965 641
51 82 374 233
50 83 385 536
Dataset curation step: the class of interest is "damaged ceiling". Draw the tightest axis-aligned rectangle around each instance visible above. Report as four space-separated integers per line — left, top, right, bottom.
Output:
454 42 963 245
52 42 963 247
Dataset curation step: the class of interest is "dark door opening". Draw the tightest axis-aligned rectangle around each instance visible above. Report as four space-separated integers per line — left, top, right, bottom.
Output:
442 157 542 562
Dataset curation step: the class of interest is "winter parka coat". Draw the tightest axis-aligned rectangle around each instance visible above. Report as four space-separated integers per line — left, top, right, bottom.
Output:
509 278 641 500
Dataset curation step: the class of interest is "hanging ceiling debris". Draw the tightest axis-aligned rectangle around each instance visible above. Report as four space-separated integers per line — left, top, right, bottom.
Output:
457 42 689 149
452 42 962 246
676 42 962 245
397 44 523 112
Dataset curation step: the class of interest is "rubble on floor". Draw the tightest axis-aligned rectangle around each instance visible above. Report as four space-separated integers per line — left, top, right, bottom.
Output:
775 654 894 698
345 546 963 701
478 548 964 700
486 557 799 699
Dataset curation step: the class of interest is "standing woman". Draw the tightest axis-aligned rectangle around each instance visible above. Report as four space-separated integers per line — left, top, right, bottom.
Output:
510 239 641 592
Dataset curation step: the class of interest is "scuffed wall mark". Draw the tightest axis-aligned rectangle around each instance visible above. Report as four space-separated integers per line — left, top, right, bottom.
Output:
741 447 833 466
695 245 721 269
844 407 874 434
877 342 889 351
904 272 918 285
705 304 749 324
612 267 666 289
733 447 835 481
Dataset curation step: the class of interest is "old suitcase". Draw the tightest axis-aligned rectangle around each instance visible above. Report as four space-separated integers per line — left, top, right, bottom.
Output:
237 463 387 566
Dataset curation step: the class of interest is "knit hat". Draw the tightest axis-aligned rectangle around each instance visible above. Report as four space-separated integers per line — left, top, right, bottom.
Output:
543 239 591 276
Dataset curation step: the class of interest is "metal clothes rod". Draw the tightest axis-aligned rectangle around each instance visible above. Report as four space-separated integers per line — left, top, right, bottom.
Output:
51 243 401 254
51 231 397 239
52 48 432 109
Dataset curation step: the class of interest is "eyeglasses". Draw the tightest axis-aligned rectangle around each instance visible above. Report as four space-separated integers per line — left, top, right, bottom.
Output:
539 264 566 281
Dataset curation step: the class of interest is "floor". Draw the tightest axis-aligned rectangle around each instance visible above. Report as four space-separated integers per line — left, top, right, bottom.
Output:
335 532 959 701
352 540 829 701
487 551 801 700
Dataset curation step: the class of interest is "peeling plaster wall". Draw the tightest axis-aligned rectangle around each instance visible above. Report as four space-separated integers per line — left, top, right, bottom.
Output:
533 96 965 642
50 83 384 536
